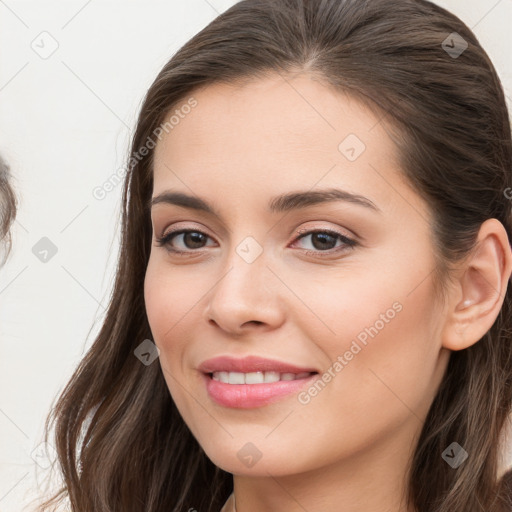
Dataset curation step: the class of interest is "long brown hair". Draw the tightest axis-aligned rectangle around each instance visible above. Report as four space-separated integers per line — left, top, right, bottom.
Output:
37 0 512 510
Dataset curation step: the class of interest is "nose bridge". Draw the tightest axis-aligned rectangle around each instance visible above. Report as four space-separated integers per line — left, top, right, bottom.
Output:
205 232 283 331
217 234 270 300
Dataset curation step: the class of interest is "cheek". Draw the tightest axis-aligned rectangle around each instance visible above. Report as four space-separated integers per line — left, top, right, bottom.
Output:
289 250 440 414
144 260 201 342
143 261 197 374
295 266 441 442
144 261 202 418
309 239 441 375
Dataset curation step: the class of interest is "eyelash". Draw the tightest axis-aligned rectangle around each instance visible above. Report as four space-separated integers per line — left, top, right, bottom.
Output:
155 227 358 258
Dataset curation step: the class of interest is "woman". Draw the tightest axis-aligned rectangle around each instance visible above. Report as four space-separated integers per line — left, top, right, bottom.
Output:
0 154 16 264
38 0 512 511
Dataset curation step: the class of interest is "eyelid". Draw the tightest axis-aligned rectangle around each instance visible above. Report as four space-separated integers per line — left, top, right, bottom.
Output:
293 224 356 240
153 212 231 238
157 221 212 240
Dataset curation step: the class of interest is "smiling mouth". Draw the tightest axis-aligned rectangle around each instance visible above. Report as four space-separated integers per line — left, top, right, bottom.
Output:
207 370 318 385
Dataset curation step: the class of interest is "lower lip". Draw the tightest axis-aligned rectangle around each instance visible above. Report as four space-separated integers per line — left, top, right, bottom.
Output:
202 372 318 408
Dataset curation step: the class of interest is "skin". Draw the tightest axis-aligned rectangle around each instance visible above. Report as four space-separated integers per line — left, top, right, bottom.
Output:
144 72 512 512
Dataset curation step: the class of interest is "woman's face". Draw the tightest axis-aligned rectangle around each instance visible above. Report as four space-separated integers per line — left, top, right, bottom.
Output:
144 73 451 477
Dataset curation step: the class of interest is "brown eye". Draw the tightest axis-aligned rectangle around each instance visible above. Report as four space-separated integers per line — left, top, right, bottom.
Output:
156 229 214 253
293 229 357 256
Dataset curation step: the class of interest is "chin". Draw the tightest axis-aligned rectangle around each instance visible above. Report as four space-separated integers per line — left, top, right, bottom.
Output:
200 442 306 477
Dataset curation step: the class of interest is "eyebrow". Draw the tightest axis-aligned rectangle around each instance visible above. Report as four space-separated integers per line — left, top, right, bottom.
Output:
149 188 381 216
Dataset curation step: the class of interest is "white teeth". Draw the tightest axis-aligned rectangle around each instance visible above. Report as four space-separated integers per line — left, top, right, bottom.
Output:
245 372 265 384
228 372 245 384
211 371 314 384
264 371 280 383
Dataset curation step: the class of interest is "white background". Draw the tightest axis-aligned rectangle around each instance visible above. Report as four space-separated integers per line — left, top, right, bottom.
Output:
1 1 511 510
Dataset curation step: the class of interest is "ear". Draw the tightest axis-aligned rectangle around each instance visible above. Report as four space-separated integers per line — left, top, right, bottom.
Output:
442 218 512 351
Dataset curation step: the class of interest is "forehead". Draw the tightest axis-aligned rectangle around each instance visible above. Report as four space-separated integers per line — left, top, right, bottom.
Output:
154 72 395 162
151 73 423 219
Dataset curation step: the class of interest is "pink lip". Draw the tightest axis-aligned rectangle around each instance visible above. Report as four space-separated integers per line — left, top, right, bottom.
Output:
198 355 318 374
198 355 319 409
202 372 318 408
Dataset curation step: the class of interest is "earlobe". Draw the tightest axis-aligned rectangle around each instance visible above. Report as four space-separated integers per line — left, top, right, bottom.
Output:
441 219 512 351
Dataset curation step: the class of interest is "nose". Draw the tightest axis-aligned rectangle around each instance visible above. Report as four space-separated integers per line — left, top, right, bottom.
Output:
204 250 285 335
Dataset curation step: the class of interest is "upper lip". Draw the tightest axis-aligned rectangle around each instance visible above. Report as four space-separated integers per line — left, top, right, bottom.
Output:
198 355 318 374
